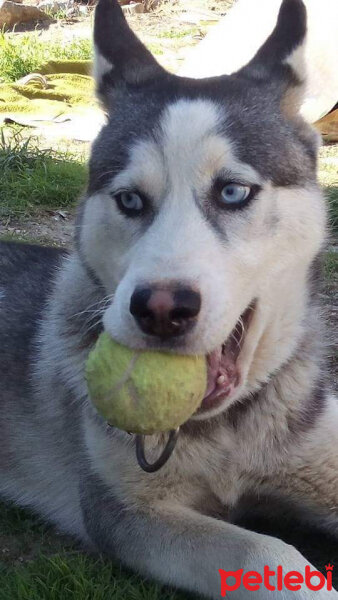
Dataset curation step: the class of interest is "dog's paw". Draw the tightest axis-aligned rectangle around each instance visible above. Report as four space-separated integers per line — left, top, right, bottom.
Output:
240 537 338 599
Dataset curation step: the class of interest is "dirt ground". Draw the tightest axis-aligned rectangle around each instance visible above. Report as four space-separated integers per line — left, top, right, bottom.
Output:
0 209 75 246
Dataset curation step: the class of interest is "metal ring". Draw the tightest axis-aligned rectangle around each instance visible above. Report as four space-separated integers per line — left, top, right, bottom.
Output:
135 428 180 473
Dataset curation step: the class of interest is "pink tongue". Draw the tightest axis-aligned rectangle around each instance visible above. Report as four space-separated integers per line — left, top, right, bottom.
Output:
204 347 239 400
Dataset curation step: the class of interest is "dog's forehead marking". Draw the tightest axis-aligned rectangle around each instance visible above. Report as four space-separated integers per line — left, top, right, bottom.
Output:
159 99 261 183
160 99 228 192
110 99 262 200
160 99 221 155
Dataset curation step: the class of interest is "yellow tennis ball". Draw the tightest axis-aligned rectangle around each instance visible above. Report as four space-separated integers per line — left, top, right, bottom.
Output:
85 333 207 434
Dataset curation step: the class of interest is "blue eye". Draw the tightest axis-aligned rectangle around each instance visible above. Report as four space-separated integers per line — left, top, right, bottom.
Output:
119 192 143 211
220 183 251 206
113 191 145 217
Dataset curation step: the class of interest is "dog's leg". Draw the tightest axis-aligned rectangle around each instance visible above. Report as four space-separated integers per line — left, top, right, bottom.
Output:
81 471 337 599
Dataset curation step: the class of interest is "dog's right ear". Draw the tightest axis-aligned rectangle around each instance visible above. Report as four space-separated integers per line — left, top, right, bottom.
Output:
237 0 307 116
94 0 165 107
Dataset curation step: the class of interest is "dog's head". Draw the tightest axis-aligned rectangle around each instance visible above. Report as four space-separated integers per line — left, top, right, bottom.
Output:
78 0 326 419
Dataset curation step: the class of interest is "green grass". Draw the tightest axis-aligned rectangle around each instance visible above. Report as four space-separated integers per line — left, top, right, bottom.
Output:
146 43 164 56
0 129 87 215
0 32 92 82
0 503 189 600
318 144 338 286
156 27 203 39
43 6 69 20
327 185 338 238
324 250 338 281
1 556 189 600
318 145 338 240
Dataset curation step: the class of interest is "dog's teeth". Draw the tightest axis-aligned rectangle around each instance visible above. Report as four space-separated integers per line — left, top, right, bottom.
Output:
217 375 226 385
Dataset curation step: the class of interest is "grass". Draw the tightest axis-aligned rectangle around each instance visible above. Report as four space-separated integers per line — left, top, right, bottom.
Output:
146 42 164 56
0 32 92 82
43 7 69 20
318 149 337 282
0 30 165 82
1 557 189 600
156 27 203 39
0 503 189 600
324 250 338 281
318 145 338 240
327 185 338 239
0 129 87 216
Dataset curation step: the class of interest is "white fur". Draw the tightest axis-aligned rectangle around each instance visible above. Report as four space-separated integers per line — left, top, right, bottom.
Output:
93 47 113 82
284 44 307 83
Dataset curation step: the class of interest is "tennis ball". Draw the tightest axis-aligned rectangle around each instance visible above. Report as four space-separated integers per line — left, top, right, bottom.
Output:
85 333 207 434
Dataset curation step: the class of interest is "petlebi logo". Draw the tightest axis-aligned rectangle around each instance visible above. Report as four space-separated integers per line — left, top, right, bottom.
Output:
219 563 334 596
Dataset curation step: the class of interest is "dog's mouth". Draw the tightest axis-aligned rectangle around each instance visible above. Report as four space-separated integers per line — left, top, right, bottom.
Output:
197 302 256 414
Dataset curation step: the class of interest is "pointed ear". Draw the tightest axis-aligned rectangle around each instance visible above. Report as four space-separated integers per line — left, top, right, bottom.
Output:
238 0 307 116
93 0 165 107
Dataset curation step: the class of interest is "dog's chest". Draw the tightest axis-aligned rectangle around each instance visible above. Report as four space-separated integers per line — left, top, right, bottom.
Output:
168 428 258 509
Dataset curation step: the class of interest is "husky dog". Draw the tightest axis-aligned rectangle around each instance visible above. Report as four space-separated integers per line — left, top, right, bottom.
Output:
0 0 337 597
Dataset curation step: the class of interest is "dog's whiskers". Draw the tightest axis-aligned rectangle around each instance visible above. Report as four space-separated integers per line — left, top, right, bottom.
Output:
71 294 114 320
230 316 246 351
81 315 105 338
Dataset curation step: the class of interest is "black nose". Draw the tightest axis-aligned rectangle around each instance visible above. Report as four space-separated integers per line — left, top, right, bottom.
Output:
130 285 201 339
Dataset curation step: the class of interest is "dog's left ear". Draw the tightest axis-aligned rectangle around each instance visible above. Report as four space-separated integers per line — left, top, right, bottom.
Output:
238 0 307 116
93 0 166 107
